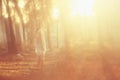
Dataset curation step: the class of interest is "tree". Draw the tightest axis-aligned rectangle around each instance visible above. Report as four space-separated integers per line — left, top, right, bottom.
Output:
2 0 17 54
1 0 53 55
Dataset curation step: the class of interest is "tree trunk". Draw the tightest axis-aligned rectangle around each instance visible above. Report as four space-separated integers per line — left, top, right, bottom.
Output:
4 0 17 54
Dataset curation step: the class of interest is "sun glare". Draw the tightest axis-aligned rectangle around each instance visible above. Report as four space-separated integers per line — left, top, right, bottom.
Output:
70 0 95 16
52 7 59 19
18 0 25 8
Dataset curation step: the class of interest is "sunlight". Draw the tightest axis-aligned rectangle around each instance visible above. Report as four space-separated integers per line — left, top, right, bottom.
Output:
14 13 20 23
51 0 97 45
23 15 29 23
2 1 8 18
70 0 95 16
4 14 9 18
52 7 59 20
71 11 77 17
18 0 25 8
8 1 15 8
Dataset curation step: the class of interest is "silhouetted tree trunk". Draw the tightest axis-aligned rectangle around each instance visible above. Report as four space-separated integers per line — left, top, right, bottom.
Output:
46 20 51 49
4 0 17 54
13 0 25 50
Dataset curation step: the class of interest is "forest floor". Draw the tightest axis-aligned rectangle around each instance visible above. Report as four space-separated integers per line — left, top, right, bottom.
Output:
0 44 120 80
